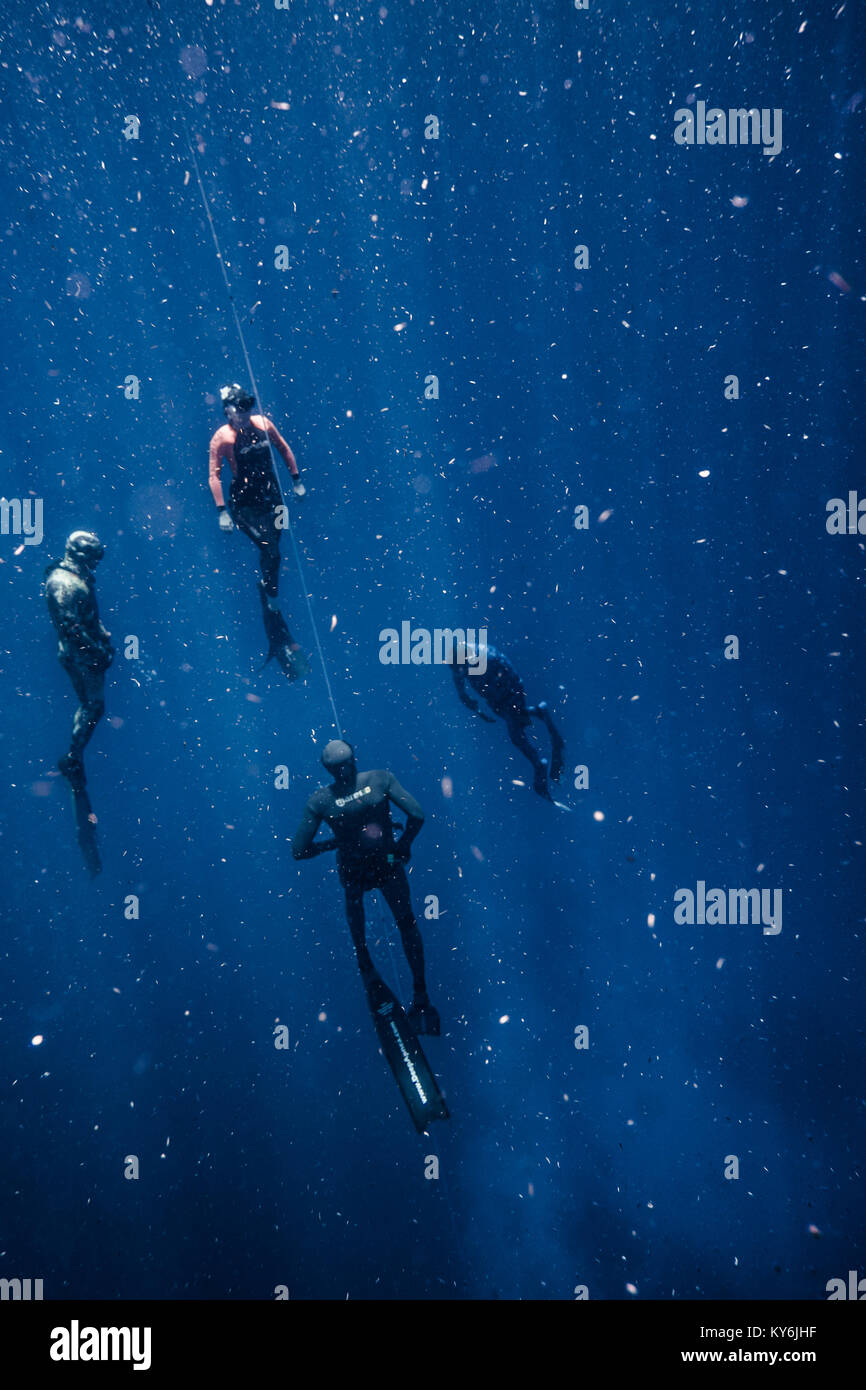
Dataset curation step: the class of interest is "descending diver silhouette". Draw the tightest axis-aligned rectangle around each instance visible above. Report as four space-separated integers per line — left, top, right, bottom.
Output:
184 140 445 1123
44 530 114 874
208 383 310 680
292 740 441 1036
450 640 564 799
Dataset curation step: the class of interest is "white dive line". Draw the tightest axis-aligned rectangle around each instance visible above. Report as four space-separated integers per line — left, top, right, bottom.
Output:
183 120 343 738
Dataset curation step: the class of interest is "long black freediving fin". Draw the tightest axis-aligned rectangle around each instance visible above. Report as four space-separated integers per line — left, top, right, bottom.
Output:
363 972 449 1133
256 584 311 681
59 762 102 877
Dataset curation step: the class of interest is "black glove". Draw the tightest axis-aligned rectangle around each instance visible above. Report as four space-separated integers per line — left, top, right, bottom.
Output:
390 840 412 863
478 710 497 724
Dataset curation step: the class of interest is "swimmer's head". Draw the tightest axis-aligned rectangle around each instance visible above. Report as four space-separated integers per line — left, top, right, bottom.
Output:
321 739 357 783
66 530 105 569
220 383 256 420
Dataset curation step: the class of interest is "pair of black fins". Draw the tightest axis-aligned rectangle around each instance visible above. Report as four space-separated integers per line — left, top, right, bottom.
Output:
257 583 311 682
362 971 449 1133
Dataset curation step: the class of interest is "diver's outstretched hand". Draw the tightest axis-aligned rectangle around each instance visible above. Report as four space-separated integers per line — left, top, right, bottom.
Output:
292 479 306 498
218 507 234 532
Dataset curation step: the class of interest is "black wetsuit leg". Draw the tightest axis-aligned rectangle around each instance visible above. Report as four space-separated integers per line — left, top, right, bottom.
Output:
343 878 376 976
490 679 548 781
233 502 282 598
528 702 565 780
379 865 427 997
342 861 428 997
502 710 548 777
486 676 550 797
60 656 106 759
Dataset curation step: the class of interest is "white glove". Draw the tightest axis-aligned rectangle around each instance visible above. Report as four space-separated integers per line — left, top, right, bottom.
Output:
218 508 234 532
292 479 306 498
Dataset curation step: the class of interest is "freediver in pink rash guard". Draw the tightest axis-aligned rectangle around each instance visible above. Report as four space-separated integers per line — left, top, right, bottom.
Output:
208 383 310 680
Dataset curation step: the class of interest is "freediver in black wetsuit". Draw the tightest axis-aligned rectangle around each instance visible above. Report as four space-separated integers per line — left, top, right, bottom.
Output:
292 740 440 1035
451 640 565 799
44 531 114 788
44 531 114 875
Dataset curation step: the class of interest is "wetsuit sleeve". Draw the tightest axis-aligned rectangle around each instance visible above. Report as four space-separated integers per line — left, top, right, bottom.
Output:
209 430 231 508
263 417 299 478
385 772 425 846
451 661 478 712
291 798 336 860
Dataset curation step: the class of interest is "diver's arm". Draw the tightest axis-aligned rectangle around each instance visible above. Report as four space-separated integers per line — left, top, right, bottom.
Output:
386 773 424 848
48 580 112 661
452 657 496 721
209 433 235 530
291 801 337 860
264 417 305 495
263 417 299 479
208 431 229 508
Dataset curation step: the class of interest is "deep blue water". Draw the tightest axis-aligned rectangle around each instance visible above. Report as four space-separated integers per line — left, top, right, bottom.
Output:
1 1 864 1300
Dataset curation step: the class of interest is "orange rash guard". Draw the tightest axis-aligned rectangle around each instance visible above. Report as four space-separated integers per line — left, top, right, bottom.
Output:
208 414 299 509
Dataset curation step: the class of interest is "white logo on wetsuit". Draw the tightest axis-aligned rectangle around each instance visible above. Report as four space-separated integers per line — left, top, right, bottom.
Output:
334 785 372 809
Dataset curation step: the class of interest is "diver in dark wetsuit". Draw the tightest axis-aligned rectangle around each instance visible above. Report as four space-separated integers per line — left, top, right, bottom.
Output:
208 383 309 679
292 740 440 1035
44 530 114 789
451 640 564 799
